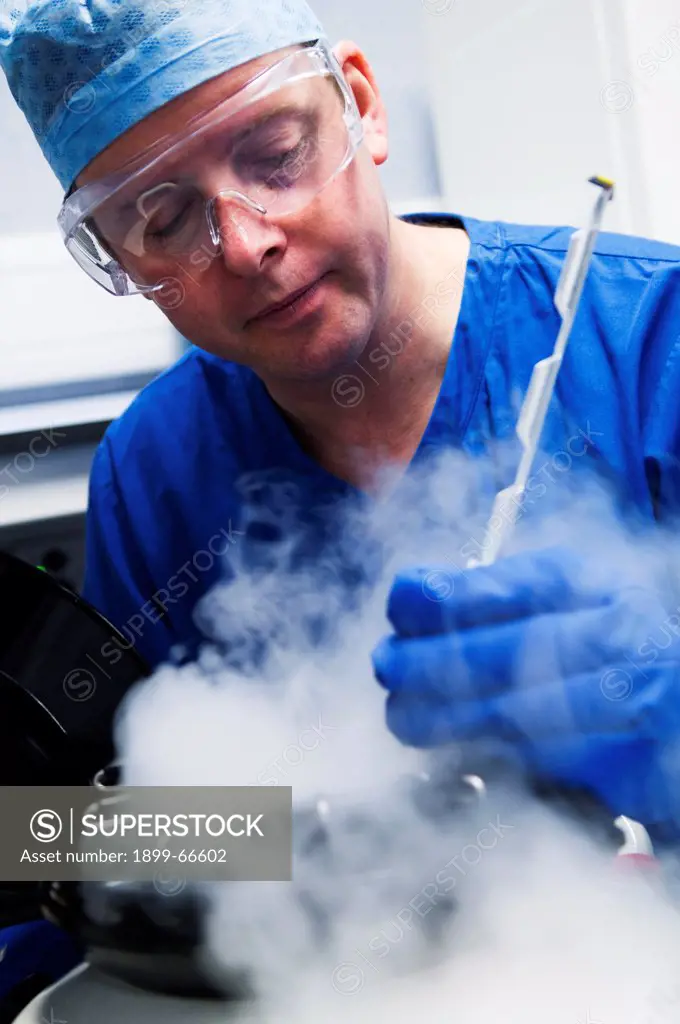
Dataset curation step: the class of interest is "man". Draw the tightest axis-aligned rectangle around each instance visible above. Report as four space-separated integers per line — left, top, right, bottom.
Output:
3 0 680 1004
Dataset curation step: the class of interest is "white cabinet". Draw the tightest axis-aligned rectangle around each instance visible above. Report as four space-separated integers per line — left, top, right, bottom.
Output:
0 232 178 394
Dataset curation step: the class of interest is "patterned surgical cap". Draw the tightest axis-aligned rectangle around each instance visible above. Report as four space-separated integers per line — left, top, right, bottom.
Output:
0 0 326 190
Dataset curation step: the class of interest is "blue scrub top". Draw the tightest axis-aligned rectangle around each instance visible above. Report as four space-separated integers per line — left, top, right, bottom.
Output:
82 212 680 669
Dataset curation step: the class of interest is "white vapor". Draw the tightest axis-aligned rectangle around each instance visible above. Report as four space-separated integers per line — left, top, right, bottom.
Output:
110 443 680 1021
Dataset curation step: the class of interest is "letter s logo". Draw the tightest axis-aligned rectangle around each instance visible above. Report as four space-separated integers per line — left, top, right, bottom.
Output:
30 810 63 843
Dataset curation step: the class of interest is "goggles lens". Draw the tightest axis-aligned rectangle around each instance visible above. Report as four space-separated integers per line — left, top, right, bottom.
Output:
58 44 363 297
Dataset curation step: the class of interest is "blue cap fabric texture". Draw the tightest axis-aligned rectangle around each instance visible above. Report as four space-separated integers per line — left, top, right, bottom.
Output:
0 0 326 190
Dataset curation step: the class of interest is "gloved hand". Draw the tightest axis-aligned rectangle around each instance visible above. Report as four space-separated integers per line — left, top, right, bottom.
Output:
0 919 82 1014
372 546 680 836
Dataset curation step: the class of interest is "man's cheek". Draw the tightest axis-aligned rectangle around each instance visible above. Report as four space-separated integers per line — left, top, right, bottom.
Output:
189 248 215 275
169 289 228 339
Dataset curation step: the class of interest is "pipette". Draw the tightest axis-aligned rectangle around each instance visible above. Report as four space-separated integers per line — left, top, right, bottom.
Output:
470 176 615 569
459 178 658 865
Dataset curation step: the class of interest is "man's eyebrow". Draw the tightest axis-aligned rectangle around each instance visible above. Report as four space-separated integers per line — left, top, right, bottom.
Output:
116 103 310 217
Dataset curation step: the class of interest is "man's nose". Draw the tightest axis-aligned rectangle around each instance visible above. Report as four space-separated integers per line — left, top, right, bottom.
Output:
206 191 286 276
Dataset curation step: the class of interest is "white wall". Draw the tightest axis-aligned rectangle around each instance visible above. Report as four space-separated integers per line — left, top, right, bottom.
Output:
0 73 63 234
0 75 179 395
420 0 680 244
310 0 443 208
0 232 179 392
620 0 680 244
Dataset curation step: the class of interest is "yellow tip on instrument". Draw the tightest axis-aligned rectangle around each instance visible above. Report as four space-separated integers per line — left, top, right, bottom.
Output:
588 175 615 196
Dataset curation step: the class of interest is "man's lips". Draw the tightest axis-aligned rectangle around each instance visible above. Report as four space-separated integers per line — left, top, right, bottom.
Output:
249 276 324 322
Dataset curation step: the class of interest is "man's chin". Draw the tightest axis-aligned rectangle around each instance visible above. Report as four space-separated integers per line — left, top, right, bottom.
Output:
254 326 368 384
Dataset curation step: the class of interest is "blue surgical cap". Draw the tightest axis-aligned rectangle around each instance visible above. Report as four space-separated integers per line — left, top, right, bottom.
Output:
0 0 326 191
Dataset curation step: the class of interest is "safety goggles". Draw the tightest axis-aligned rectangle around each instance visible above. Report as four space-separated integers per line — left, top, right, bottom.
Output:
57 40 364 297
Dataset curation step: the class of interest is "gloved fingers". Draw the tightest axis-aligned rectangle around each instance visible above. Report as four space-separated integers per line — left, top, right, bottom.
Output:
373 633 497 701
384 662 680 749
386 546 611 637
373 603 652 701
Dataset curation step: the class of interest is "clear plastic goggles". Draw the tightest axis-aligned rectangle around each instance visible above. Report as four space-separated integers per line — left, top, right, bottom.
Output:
57 41 364 297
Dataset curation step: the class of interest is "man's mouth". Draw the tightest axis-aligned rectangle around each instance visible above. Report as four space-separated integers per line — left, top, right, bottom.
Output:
249 275 327 324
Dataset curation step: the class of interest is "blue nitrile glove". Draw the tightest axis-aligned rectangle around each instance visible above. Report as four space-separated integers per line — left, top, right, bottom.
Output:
0 919 82 1004
372 547 680 837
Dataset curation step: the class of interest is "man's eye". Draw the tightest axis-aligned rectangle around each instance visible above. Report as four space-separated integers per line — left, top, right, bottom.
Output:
251 139 310 181
263 145 300 166
148 204 192 240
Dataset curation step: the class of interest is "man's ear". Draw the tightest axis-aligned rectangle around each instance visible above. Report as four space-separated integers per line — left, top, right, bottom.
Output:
332 40 388 167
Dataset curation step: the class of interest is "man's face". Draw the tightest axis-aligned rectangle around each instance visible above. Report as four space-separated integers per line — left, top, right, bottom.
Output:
77 42 391 384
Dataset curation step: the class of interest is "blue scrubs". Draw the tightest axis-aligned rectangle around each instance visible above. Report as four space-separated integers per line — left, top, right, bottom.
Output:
82 212 680 669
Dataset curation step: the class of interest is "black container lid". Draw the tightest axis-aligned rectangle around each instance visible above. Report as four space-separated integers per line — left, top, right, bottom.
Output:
0 550 149 787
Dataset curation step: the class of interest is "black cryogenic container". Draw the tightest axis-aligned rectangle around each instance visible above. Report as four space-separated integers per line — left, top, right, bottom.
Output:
0 549 150 930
